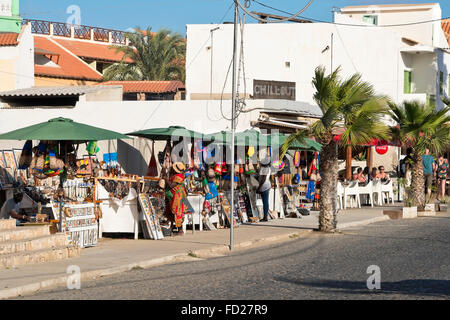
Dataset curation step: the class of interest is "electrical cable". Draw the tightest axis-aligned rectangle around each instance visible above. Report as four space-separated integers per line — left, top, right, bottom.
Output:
220 57 235 121
237 0 314 23
248 0 450 28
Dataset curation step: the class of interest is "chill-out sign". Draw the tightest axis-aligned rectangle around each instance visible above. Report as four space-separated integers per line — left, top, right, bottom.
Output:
253 80 296 101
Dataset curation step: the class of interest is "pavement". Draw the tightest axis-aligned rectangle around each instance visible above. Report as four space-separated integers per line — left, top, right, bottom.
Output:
0 205 395 299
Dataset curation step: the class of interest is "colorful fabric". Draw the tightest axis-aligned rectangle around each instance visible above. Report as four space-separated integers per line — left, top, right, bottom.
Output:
436 159 448 179
294 151 300 167
306 181 315 201
169 173 187 228
205 182 218 200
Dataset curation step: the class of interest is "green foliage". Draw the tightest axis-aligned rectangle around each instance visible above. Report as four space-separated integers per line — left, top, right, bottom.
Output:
389 101 450 156
311 66 390 146
282 66 390 155
104 27 186 82
397 178 415 207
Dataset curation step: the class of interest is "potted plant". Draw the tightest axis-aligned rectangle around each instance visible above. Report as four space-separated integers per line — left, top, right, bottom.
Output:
419 185 437 217
384 178 417 219
439 196 449 212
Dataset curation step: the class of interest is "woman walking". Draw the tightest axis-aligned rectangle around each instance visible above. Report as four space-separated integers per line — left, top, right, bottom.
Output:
166 162 188 235
435 155 448 202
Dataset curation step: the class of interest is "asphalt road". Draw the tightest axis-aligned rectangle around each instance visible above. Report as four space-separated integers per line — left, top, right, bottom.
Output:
14 213 450 300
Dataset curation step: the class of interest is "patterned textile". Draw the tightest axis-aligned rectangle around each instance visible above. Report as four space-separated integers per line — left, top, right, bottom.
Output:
169 173 187 228
436 159 449 179
306 181 315 201
205 182 218 200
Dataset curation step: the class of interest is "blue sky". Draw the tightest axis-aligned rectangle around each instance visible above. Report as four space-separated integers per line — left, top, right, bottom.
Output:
20 0 450 35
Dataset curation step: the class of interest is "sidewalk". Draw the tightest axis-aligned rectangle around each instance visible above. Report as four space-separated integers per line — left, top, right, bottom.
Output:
0 207 390 299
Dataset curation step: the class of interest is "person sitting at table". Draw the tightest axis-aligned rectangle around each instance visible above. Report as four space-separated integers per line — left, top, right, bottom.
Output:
352 167 367 184
0 189 30 225
376 166 390 182
369 167 378 181
363 167 370 182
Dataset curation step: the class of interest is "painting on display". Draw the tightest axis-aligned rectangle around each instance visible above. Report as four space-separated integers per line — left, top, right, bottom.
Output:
3 150 17 171
138 193 164 240
13 149 22 167
0 151 5 168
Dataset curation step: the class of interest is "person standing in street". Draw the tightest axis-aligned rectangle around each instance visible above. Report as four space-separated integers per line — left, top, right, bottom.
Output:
257 159 272 222
422 148 435 198
435 154 448 202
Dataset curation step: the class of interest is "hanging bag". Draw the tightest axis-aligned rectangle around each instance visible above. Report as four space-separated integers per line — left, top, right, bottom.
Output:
18 140 33 170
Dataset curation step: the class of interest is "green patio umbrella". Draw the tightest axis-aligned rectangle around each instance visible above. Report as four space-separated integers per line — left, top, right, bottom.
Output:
0 117 130 141
127 126 203 141
204 129 269 147
267 132 322 152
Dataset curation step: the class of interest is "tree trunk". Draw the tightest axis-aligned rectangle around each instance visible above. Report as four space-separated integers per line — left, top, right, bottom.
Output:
318 141 339 232
411 152 425 210
346 145 352 180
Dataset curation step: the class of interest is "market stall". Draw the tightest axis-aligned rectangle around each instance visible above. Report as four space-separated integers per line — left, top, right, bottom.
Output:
0 117 130 248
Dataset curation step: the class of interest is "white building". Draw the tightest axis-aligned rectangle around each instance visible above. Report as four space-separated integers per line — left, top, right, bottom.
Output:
0 23 34 91
186 2 450 110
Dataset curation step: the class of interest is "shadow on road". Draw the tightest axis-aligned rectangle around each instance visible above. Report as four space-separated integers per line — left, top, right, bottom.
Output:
273 277 450 298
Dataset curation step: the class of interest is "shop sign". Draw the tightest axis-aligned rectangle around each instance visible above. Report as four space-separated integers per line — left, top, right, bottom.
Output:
375 145 389 155
253 80 296 100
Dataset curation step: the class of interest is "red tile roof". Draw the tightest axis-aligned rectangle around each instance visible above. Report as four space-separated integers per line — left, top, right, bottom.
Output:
53 38 134 63
34 36 103 81
442 19 450 46
100 81 185 93
0 33 19 46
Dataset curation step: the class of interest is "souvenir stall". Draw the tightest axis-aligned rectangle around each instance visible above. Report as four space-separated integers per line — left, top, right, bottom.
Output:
127 126 214 234
0 117 130 248
267 133 323 217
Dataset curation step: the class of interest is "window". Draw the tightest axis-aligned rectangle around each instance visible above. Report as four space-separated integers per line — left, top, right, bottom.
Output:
440 71 444 95
363 15 378 25
404 70 412 94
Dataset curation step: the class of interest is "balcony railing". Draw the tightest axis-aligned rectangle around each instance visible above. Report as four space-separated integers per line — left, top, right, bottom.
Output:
22 19 128 45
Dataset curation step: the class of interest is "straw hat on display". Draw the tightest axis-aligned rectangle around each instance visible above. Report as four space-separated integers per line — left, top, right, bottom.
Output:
172 162 186 174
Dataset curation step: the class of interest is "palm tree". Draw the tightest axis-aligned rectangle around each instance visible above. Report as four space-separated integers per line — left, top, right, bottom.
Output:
389 100 450 210
103 27 186 82
282 66 390 232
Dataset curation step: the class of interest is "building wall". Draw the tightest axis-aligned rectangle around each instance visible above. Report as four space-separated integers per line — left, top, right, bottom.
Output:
0 99 258 175
0 59 15 91
335 4 440 46
34 76 100 87
186 23 403 105
15 24 34 89
0 25 34 91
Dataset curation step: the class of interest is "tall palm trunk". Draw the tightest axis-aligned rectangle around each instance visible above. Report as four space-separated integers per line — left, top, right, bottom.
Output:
411 152 425 210
318 140 339 232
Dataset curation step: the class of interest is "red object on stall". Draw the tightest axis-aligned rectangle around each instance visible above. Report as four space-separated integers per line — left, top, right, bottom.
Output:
375 145 389 155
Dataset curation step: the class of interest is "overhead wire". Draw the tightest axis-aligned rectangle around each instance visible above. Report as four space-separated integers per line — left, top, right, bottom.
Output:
248 0 450 28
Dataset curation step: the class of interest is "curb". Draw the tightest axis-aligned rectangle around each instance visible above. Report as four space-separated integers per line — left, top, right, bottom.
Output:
0 215 385 300
337 215 390 230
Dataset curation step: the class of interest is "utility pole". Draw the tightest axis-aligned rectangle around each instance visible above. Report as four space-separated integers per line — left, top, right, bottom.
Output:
230 0 239 250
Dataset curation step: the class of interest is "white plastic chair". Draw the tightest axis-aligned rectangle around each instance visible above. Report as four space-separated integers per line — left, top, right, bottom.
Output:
372 180 383 206
343 181 360 209
336 181 344 210
381 180 395 204
358 181 374 207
